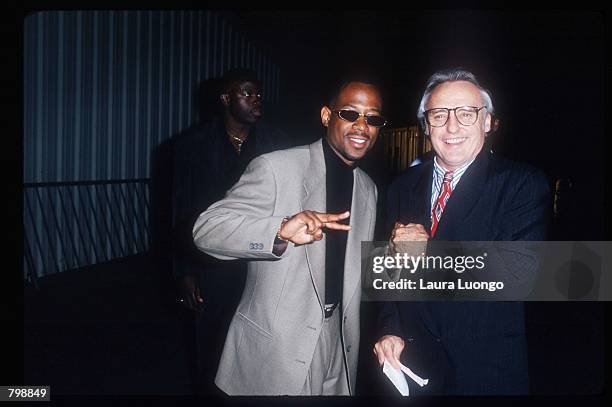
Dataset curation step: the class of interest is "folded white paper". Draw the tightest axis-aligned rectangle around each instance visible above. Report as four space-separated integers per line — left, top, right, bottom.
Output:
383 359 429 396
383 359 410 395
399 362 429 387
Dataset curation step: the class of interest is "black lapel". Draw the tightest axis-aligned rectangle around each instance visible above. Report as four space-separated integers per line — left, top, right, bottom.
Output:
414 160 434 230
434 150 491 240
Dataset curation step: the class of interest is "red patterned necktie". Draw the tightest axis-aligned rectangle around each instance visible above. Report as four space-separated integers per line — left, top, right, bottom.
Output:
431 171 454 237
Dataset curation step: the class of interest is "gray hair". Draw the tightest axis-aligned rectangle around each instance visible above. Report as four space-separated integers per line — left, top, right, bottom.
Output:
416 68 494 134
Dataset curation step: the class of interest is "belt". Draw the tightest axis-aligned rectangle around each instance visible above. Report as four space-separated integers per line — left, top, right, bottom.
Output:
324 303 338 319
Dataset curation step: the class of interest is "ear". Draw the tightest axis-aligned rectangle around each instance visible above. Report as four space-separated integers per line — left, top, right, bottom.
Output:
321 106 331 127
421 121 430 137
220 94 230 107
484 112 492 133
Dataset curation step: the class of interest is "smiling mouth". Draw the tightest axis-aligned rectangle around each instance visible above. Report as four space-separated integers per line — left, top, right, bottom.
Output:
444 137 467 145
348 135 369 147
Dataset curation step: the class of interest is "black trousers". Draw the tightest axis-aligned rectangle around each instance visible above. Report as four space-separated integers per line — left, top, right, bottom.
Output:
186 263 246 395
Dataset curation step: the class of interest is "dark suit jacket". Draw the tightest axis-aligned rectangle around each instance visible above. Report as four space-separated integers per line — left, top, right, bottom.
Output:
379 149 550 395
171 118 289 280
171 118 290 339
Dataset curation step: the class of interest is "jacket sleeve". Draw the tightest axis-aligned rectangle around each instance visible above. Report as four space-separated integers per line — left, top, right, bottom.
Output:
485 168 551 295
171 133 204 279
456 168 552 299
502 168 551 241
374 179 405 339
192 154 293 261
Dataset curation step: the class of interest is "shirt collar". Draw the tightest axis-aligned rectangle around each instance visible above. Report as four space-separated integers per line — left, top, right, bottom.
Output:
432 155 477 193
322 137 356 173
433 155 475 179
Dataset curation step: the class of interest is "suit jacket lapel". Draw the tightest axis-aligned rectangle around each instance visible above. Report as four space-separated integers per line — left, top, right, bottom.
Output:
434 150 490 240
415 161 434 230
343 168 371 313
303 139 326 310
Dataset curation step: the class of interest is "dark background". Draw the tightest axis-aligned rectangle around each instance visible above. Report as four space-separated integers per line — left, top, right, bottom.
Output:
232 9 605 238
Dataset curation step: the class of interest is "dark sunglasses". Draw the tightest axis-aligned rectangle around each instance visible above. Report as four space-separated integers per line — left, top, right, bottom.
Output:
333 109 387 128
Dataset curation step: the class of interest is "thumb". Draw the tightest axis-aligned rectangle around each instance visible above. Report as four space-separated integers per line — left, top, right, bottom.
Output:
390 355 402 370
376 350 385 366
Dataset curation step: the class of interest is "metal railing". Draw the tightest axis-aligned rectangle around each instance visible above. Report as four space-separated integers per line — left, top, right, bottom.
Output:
23 179 151 286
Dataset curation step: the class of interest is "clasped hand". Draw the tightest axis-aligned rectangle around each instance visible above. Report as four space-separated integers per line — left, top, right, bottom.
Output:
389 222 429 255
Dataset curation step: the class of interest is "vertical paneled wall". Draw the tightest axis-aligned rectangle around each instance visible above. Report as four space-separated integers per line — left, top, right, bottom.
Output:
23 11 280 279
24 10 280 182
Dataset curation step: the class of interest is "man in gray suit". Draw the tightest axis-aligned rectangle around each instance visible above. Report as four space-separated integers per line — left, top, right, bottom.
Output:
192 77 386 395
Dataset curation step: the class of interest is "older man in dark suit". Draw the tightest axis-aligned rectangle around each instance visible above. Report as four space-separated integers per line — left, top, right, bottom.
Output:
373 68 550 395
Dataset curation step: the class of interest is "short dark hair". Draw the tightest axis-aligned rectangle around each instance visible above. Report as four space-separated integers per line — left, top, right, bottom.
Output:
326 72 385 109
220 68 261 94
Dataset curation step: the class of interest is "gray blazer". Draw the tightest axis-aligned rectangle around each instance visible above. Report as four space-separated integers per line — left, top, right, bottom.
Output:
192 139 377 395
